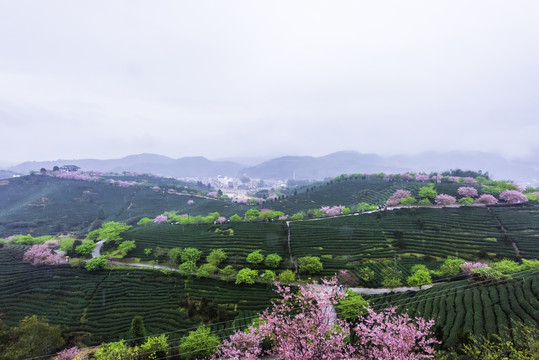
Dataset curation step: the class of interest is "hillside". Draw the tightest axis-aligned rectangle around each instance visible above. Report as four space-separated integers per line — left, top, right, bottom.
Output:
0 175 249 237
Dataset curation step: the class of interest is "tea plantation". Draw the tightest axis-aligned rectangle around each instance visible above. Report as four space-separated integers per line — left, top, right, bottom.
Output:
365 269 539 349
0 244 275 345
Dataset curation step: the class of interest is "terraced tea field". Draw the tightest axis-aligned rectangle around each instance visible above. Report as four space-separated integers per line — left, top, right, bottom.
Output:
365 270 539 349
0 244 274 345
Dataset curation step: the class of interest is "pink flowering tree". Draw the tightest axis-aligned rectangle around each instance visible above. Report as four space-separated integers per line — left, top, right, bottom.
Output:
216 279 439 360
386 190 412 207
449 176 460 183
415 174 429 182
499 190 528 204
434 194 456 205
457 187 478 198
57 347 85 360
463 177 476 184
320 205 345 216
507 182 525 192
206 191 218 198
187 199 195 205
355 307 439 360
153 215 168 224
216 216 227 224
401 173 413 181
475 194 498 205
23 244 64 265
461 262 489 274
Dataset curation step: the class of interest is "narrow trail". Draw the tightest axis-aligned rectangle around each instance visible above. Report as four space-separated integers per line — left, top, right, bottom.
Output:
487 207 521 257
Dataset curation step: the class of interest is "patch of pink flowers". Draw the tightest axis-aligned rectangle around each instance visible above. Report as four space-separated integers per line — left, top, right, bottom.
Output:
458 187 478 198
434 194 456 205
153 215 168 224
415 174 429 181
320 205 345 216
499 190 528 204
23 244 64 265
461 262 489 274
386 190 412 207
57 347 85 360
187 199 195 205
475 194 498 205
216 217 227 224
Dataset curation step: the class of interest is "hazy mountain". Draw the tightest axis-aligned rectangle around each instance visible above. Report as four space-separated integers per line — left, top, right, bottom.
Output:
9 154 244 178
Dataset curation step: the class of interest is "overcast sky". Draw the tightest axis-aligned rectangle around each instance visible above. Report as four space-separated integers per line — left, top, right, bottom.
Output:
1 1 538 166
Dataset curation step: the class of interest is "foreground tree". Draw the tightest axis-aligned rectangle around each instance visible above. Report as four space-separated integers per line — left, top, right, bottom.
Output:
179 325 220 360
298 256 323 275
216 279 438 360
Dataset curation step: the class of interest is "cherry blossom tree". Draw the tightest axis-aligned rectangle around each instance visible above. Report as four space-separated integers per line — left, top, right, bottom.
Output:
463 177 476 184
386 190 412 207
206 191 218 198
57 346 85 360
434 194 456 205
401 173 413 181
187 199 194 204
415 174 429 182
153 215 168 224
475 194 498 205
320 205 345 216
216 216 226 224
23 244 64 265
499 190 528 204
449 176 460 183
216 279 438 360
457 187 478 198
461 262 489 274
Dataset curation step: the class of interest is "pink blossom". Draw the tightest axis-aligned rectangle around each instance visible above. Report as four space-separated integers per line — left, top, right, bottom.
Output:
461 262 489 274
475 194 498 205
434 194 456 205
464 177 476 184
167 188 176 194
152 186 160 191
401 173 413 181
499 190 528 204
458 186 478 198
278 215 288 221
207 191 218 198
320 205 345 216
23 244 64 266
415 174 429 182
386 190 412 207
153 215 168 224
507 182 525 192
216 216 226 224
260 208 272 213
57 347 85 360
187 199 195 205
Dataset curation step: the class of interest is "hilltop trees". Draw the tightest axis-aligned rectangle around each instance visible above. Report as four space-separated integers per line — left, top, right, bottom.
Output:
499 190 528 204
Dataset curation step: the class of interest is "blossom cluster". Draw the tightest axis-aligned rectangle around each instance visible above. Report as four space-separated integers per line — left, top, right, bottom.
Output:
434 194 457 205
461 262 489 274
153 215 168 224
457 186 478 198
56 171 99 182
23 244 64 266
320 205 345 216
474 194 498 205
499 190 528 204
386 190 412 207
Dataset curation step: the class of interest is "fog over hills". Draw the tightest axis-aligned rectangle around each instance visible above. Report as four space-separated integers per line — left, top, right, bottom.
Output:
5 150 538 186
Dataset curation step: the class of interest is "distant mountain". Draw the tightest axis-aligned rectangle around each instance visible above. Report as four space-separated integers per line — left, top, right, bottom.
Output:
9 154 244 178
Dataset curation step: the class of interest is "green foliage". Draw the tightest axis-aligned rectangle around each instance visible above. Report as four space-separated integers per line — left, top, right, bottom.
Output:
260 270 276 285
458 197 474 206
85 255 107 271
418 198 432 205
259 210 285 221
139 334 169 359
407 268 432 287
229 214 242 222
419 185 437 199
75 240 96 257
117 240 136 257
471 267 504 281
181 248 202 263
236 268 258 285
341 207 351 215
290 211 305 221
357 202 377 212
128 315 147 346
400 196 417 205
206 249 227 266
336 290 368 321
298 256 323 275
93 221 132 244
197 263 218 278
278 269 296 283
58 237 76 252
245 209 261 221
264 253 282 268
220 265 238 282
520 259 539 271
357 266 375 282
381 267 402 289
178 325 220 360
12 234 49 245
209 212 220 220
137 217 153 226
0 315 64 360
246 250 264 266
179 261 197 275
438 258 465 278
168 247 182 264
490 259 520 274
144 248 152 255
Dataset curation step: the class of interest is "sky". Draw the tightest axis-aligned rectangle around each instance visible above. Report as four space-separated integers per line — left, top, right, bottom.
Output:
1 0 538 166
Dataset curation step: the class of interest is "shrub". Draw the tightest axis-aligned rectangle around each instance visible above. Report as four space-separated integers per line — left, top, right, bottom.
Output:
278 270 296 283
236 268 258 285
298 256 323 275
206 249 227 266
220 265 238 282
458 197 474 206
264 253 282 268
179 325 219 360
75 241 96 257
246 250 264 266
85 255 107 271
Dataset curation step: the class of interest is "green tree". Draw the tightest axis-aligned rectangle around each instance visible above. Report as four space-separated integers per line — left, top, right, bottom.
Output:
93 340 136 360
244 209 261 221
357 266 375 282
85 255 107 271
336 290 368 321
0 315 64 360
260 270 277 285
381 267 402 289
400 196 417 205
94 221 132 244
168 247 182 264
438 258 465 278
278 269 296 283
235 268 258 285
117 240 136 257
290 211 305 221
144 248 152 256
206 249 227 266
298 256 323 275
407 268 432 288
357 202 377 212
246 250 264 266
419 185 437 199
139 334 169 360
75 240 96 257
179 261 197 275
264 253 282 268
128 315 147 346
178 325 220 360
229 214 242 222
197 263 218 278
181 248 202 263
458 197 474 206
137 217 153 225
491 259 520 274
220 265 237 282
